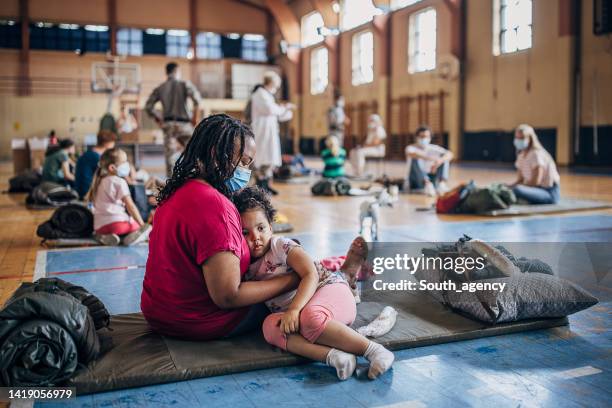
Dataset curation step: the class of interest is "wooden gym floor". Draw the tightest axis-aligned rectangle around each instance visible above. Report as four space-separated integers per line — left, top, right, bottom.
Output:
1 158 612 305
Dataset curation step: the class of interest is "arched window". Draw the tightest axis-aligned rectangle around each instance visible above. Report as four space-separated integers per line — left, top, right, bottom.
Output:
341 0 382 31
302 11 324 47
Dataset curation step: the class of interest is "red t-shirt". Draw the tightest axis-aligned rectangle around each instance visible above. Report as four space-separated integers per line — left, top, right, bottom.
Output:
141 179 250 340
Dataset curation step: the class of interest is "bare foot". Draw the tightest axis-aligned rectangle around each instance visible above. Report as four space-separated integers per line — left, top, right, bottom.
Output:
341 236 368 289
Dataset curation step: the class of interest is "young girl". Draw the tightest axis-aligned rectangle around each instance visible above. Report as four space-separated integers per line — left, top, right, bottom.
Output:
87 148 151 246
232 187 394 381
321 136 347 179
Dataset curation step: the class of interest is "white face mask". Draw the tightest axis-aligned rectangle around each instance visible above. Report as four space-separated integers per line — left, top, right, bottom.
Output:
116 162 131 178
514 138 529 151
418 137 431 146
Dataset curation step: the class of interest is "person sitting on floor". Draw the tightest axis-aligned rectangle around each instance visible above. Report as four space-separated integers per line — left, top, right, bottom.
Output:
349 114 386 177
74 130 117 199
86 147 151 246
321 136 347 179
404 125 453 196
42 138 76 187
508 124 560 204
168 134 190 175
232 186 394 380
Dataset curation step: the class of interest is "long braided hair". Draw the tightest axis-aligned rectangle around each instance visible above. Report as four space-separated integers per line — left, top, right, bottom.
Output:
157 114 254 204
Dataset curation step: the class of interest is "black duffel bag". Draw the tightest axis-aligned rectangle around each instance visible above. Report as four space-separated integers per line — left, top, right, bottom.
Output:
26 181 78 207
8 170 42 193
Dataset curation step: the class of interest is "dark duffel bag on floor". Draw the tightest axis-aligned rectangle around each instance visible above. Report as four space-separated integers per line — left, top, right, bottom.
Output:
37 204 94 240
26 182 79 207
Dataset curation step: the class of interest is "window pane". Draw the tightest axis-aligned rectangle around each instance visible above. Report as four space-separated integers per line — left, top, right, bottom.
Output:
351 31 373 85
310 47 328 94
409 8 436 73
498 0 531 54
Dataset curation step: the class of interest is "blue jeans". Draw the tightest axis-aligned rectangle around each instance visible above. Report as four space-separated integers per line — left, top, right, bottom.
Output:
513 183 560 204
224 303 270 338
406 158 450 190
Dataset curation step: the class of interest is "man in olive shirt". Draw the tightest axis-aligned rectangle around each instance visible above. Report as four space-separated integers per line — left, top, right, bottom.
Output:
145 62 202 176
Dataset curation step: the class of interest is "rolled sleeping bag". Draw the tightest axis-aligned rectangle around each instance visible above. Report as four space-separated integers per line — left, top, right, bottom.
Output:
51 204 94 236
0 291 101 370
0 319 78 386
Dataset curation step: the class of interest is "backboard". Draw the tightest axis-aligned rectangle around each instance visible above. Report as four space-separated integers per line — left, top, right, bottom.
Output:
91 61 141 94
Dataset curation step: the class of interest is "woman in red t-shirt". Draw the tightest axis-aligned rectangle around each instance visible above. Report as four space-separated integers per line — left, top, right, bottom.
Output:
141 114 299 340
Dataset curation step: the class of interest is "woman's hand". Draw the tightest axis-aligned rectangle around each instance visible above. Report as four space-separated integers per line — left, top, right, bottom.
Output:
279 308 300 334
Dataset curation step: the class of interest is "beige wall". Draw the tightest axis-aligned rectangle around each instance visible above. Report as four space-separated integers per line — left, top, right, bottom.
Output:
464 0 575 164
0 94 109 158
0 0 19 19
580 0 612 127
0 0 267 33
30 0 108 24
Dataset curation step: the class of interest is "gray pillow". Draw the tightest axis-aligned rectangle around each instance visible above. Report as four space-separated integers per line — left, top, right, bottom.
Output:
415 271 598 324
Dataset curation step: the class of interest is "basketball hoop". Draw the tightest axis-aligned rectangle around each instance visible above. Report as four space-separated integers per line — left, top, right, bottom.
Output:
91 61 141 94
92 58 141 113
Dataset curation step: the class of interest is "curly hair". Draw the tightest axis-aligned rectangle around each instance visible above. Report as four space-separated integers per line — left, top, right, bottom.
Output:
231 186 277 224
157 114 254 204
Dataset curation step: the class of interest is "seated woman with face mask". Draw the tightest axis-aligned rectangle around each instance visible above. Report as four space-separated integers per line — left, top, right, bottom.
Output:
349 114 387 177
508 124 560 204
404 125 454 196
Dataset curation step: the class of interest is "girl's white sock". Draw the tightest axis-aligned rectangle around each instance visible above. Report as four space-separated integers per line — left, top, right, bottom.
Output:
363 341 394 379
326 348 357 380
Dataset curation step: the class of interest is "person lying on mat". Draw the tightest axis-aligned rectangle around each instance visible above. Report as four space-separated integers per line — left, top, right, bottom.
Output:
232 186 394 380
507 124 560 204
86 147 151 246
141 114 302 342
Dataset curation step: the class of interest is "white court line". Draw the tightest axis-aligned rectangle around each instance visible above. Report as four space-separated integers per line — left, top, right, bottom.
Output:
9 400 34 408
556 366 602 379
33 250 48 281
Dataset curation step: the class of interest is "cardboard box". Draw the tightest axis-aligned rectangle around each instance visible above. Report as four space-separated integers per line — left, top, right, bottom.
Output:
28 137 49 171
12 138 30 175
120 130 139 143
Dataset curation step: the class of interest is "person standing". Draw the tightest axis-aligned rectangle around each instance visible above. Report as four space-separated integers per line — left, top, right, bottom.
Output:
145 62 202 177
328 92 349 147
404 125 453 196
250 71 294 195
508 124 560 204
